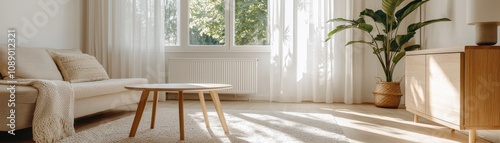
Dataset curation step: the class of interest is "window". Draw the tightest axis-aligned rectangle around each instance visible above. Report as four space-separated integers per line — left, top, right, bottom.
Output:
233 0 269 45
165 0 269 51
189 0 226 45
165 0 179 46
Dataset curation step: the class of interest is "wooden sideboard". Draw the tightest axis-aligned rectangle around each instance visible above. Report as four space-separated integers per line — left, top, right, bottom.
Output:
405 46 500 143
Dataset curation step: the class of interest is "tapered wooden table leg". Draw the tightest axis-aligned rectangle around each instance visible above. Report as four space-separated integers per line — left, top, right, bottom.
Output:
125 83 232 140
209 90 229 133
129 90 150 137
151 91 158 129
198 91 210 127
469 130 476 143
178 91 185 140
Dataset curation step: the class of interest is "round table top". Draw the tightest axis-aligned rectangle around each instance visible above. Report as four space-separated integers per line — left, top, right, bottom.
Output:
124 83 232 91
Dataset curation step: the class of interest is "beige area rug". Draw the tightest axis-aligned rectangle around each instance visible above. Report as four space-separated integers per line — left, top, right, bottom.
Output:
58 108 349 143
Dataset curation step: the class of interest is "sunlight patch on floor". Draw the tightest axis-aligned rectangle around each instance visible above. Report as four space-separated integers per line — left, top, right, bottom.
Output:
331 109 463 143
281 112 344 139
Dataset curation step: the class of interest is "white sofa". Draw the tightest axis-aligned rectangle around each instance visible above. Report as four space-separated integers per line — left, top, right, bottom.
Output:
0 45 146 131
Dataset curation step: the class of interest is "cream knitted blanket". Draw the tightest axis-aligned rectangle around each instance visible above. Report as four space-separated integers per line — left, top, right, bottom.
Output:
0 79 75 142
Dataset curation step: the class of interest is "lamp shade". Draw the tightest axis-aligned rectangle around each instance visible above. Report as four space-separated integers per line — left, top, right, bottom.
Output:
466 0 500 25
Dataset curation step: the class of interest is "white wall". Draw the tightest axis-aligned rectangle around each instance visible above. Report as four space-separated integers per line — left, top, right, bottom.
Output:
423 0 500 48
0 0 83 49
421 0 500 142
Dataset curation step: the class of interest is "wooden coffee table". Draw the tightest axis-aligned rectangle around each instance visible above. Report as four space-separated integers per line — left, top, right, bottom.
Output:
124 83 232 140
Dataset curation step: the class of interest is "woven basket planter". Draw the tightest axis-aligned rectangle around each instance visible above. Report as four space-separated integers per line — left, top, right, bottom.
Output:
372 82 402 108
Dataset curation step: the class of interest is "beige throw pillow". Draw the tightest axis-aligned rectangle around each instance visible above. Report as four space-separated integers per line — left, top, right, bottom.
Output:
0 45 64 80
46 48 83 59
53 52 109 83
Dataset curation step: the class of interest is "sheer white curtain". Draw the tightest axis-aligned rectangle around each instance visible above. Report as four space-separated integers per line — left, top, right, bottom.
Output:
269 0 358 103
86 0 165 84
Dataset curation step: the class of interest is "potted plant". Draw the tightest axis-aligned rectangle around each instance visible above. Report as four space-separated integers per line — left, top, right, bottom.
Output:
325 0 450 108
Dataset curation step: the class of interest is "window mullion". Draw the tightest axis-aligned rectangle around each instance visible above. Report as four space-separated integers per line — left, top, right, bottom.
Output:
180 0 189 48
226 0 232 50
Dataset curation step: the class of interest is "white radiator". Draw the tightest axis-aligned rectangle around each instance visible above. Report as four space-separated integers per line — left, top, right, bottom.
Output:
167 58 258 94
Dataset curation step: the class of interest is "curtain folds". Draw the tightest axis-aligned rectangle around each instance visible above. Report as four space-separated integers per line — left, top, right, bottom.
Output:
269 0 358 103
86 0 165 84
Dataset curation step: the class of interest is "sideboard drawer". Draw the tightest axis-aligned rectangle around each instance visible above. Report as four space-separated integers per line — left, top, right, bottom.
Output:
405 55 426 114
426 53 463 126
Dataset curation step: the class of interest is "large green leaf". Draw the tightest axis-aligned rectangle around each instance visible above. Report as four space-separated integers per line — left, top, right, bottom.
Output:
375 10 388 26
360 9 385 25
359 23 374 33
355 17 366 24
361 9 394 33
393 51 406 63
327 18 358 24
325 25 356 42
408 18 451 33
382 0 404 21
390 32 416 52
346 40 374 46
375 35 385 41
404 44 421 51
395 0 429 22
390 38 399 51
325 22 374 42
396 32 416 46
384 21 400 34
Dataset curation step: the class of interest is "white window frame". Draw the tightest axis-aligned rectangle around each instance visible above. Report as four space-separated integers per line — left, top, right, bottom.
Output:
165 0 270 53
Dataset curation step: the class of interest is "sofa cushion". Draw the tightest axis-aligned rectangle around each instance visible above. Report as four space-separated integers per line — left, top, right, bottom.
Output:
53 53 110 83
0 84 38 104
71 78 148 100
0 45 63 80
46 48 83 60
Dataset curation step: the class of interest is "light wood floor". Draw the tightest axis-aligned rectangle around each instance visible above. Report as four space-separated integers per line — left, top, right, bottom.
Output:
0 100 491 143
